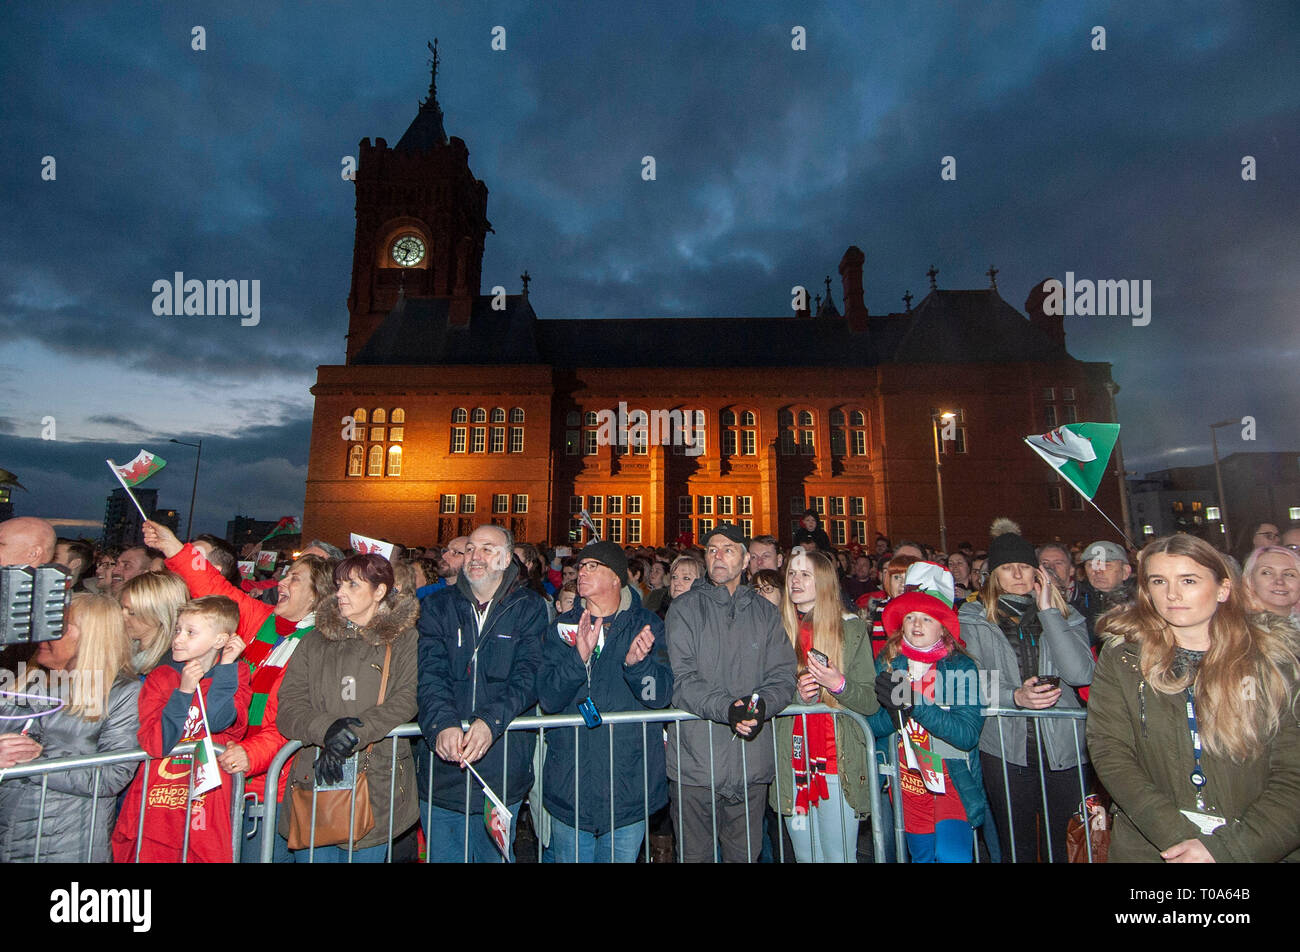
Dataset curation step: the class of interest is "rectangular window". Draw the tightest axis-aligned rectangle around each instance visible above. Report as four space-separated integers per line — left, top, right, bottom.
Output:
472 427 486 453
565 430 579 455
1048 486 1063 510
591 518 603 539
851 496 865 516
790 496 804 515
739 496 752 515
492 493 509 514
461 494 476 514
570 495 583 513
589 495 604 514
440 494 457 514
853 431 867 456
740 519 753 538
799 430 815 455
698 496 713 515
678 518 693 540
830 496 845 516
583 430 598 456
812 497 825 515
1044 405 1058 429
452 427 466 454
633 427 648 455
607 519 622 543
370 427 385 442
1043 388 1056 401
830 429 846 456
698 518 713 539
568 518 583 543
1064 404 1078 424
627 496 642 515
679 496 692 514
509 427 524 453
719 496 733 516
514 494 528 514
780 430 796 455
742 430 756 455
627 519 642 544
608 496 622 514
833 521 847 546
1070 491 1084 511
941 428 968 455
490 427 505 453
389 426 404 442
723 430 737 456
854 520 867 543
1062 387 1075 402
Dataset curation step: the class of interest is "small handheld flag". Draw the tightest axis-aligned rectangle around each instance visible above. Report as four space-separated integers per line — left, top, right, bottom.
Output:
260 516 301 543
350 532 395 561
255 550 279 572
105 450 166 523
1024 422 1130 543
237 561 256 581
465 762 513 862
192 687 223 796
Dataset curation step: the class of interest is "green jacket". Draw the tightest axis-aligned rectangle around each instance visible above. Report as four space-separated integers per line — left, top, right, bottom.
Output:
769 615 881 817
1087 628 1300 863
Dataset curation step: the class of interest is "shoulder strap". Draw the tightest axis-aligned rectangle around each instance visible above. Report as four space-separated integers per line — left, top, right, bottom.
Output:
360 643 394 769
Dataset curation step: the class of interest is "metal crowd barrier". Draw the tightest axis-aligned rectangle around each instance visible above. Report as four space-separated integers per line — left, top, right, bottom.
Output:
258 704 891 864
0 741 245 862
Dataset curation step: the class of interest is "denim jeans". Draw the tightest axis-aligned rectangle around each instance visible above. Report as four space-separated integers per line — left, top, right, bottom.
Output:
289 841 390 863
424 801 521 863
238 807 293 863
543 818 646 863
783 774 859 863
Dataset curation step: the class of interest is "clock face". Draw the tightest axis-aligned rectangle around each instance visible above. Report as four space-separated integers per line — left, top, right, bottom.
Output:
391 235 426 267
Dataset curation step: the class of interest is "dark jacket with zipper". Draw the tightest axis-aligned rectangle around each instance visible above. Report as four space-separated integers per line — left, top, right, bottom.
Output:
537 585 674 834
275 592 420 850
416 561 547 811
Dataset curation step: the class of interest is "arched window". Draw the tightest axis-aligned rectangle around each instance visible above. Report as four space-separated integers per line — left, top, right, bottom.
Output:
452 408 467 424
846 408 869 456
353 408 367 425
798 410 814 427
741 411 755 426
830 409 846 426
347 445 364 476
850 410 865 427
391 408 405 424
490 407 506 423
372 408 387 424
471 408 487 423
509 407 525 423
386 445 402 476
367 445 383 476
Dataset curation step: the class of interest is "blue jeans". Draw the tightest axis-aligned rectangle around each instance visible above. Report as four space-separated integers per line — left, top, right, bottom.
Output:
907 819 973 863
783 774 859 863
238 807 293 863
424 801 520 863
289 841 390 863
543 818 646 863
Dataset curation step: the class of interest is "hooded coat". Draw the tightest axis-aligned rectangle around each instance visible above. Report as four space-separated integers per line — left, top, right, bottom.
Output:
416 560 547 812
665 577 797 798
275 592 420 851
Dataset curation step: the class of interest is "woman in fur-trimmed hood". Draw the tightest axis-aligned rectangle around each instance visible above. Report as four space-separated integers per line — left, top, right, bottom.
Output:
276 553 420 861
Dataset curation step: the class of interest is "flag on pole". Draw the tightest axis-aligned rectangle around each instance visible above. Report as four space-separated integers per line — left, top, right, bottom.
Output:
110 449 166 487
350 532 395 561
465 762 513 862
1024 423 1120 501
192 688 223 796
260 516 301 542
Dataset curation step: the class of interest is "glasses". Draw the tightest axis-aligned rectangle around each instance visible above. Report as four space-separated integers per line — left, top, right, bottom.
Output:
576 561 604 573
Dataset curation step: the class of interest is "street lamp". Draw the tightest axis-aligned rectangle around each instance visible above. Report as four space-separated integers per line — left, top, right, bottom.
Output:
931 410 956 554
169 438 203 541
1208 420 1235 552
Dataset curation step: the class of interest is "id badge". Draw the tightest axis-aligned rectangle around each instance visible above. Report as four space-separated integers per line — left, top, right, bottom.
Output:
1179 809 1225 835
315 753 359 792
578 696 602 729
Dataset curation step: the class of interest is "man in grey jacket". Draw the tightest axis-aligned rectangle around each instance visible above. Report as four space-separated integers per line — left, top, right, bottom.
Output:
666 523 797 862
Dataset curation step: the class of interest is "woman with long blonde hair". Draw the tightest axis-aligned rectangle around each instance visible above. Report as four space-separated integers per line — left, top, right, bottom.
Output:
119 570 191 676
1241 545 1300 622
1088 534 1300 862
0 593 141 861
768 549 880 862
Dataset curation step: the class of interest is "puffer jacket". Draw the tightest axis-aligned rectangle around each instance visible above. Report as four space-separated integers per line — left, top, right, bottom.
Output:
769 615 880 818
959 599 1092 770
1087 624 1300 863
0 674 141 862
537 585 674 834
416 561 547 811
276 593 420 850
666 578 797 798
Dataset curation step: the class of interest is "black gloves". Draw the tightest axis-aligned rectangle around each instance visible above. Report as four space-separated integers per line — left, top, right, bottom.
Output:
323 717 363 758
315 749 344 786
874 669 914 716
727 695 767 740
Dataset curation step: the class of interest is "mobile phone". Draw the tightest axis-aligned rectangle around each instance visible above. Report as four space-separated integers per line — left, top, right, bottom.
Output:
807 649 828 667
1035 675 1061 689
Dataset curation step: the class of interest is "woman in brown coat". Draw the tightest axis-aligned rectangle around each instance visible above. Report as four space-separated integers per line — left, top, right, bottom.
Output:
276 553 419 862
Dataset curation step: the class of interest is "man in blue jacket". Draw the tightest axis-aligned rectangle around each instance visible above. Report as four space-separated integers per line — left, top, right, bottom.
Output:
537 540 674 862
417 524 546 862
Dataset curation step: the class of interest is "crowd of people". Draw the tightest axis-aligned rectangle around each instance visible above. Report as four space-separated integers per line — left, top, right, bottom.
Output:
0 506 1297 864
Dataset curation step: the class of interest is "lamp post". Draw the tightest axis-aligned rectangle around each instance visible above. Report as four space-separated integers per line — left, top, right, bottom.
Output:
169 438 202 541
1208 420 1234 552
931 410 956 554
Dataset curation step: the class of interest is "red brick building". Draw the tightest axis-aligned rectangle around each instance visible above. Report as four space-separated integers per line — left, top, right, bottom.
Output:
303 62 1124 551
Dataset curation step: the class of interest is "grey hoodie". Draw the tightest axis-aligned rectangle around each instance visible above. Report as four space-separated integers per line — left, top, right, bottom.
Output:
665 577 797 798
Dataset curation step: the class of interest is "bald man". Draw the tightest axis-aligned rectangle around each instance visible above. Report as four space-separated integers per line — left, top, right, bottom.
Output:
0 517 57 567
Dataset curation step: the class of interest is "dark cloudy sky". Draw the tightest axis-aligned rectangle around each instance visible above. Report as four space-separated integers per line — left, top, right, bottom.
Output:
1 1 1296 538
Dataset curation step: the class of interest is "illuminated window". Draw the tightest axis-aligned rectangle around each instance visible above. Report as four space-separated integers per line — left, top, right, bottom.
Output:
370 427 385 441
461 494 476 514
392 408 405 424
514 495 528 513
472 408 487 424
490 407 506 423
389 427 404 442
493 494 509 514
608 496 622 514
472 428 486 453
854 520 867 543
347 445 363 476
452 408 467 424
372 408 387 424
451 427 466 453
627 519 641 544
833 521 847 546
510 407 525 423
628 496 642 515
719 496 733 516
491 427 505 453
698 496 713 515
353 408 368 425
441 494 456 514
509 427 524 453
386 445 401 476
738 496 752 515
367 445 383 476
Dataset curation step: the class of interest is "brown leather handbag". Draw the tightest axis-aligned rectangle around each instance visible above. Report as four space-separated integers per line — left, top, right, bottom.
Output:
1066 794 1110 863
288 644 391 850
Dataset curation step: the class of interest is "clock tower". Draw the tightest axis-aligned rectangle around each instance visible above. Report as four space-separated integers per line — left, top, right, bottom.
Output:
344 41 491 361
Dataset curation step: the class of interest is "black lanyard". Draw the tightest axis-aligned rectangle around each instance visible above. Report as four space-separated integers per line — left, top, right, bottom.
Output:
1185 686 1208 810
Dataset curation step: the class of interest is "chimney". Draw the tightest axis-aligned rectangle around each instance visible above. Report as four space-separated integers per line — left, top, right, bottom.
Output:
1025 278 1065 349
838 245 869 332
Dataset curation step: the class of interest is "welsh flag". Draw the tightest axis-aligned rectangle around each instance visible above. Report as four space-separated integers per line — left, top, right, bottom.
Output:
192 689 223 795
109 449 165 487
262 516 301 541
466 763 513 862
1024 423 1120 501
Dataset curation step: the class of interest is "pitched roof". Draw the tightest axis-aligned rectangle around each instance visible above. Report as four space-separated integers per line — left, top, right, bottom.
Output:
890 289 1067 363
